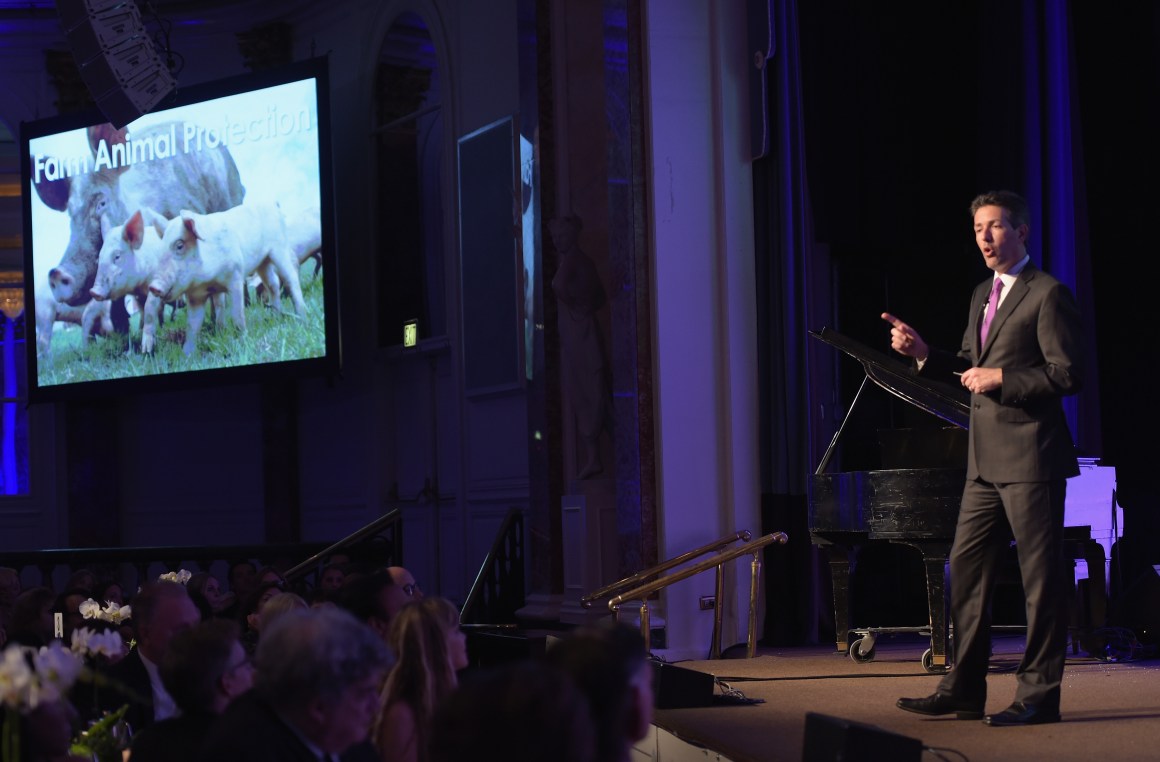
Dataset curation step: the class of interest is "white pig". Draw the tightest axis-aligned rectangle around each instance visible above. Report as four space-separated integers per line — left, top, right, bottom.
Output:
148 200 306 355
247 201 323 305
88 208 170 353
35 287 99 362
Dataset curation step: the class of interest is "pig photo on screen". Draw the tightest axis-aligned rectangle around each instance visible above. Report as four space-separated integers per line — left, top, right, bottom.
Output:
24 71 332 395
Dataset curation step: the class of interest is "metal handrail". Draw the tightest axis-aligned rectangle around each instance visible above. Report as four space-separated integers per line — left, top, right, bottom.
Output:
460 506 523 625
580 529 753 608
608 531 789 659
282 508 403 583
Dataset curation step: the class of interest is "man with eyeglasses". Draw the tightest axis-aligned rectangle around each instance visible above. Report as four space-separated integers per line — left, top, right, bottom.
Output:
128 619 255 762
387 567 423 602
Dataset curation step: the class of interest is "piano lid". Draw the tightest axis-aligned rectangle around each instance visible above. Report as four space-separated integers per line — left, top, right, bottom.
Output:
810 327 970 429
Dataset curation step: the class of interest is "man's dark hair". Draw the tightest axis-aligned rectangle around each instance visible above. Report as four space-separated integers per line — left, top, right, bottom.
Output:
132 581 192 631
432 661 596 762
336 570 395 623
160 619 241 713
969 190 1030 228
544 619 648 762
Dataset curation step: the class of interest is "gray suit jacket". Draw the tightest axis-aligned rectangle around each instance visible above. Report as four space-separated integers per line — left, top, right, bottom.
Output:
924 263 1083 483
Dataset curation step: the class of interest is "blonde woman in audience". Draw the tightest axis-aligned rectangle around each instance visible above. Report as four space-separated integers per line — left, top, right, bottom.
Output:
374 597 469 762
258 591 308 631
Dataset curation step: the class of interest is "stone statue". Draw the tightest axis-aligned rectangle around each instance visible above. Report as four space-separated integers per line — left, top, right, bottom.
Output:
550 214 612 480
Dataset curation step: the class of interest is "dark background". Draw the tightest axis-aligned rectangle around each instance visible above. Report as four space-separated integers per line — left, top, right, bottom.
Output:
792 1 1159 628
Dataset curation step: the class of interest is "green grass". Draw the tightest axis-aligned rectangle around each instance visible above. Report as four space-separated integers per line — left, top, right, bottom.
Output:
36 262 326 386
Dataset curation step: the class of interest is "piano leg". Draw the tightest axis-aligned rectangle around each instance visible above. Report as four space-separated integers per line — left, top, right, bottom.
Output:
1068 538 1108 654
827 546 852 653
910 541 952 673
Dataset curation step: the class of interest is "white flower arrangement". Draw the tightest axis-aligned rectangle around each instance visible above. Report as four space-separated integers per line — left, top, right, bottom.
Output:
79 599 132 625
0 642 84 714
70 628 125 661
157 569 192 585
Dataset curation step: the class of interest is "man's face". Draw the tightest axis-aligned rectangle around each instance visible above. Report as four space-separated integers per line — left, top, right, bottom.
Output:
218 640 255 703
973 204 1027 274
140 595 200 661
388 567 423 602
313 671 384 754
379 584 410 626
230 563 257 597
320 568 345 591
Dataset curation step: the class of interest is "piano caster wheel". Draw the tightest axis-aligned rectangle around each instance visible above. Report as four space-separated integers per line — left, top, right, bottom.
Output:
848 638 876 663
921 648 948 674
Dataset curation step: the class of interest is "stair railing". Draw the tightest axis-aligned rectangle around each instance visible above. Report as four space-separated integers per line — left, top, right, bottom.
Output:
282 507 403 586
459 507 525 629
580 529 753 611
607 531 789 659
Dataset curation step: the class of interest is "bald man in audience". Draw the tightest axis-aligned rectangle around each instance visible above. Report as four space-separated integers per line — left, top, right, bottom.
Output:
386 566 423 603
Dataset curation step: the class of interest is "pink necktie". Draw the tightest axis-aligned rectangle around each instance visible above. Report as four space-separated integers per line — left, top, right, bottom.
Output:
979 278 1004 345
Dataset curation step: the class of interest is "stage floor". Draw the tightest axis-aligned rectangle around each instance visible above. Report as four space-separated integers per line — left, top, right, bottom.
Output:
644 633 1159 762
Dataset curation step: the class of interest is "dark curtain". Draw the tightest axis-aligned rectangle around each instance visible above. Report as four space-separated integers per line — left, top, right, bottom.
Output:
754 0 823 646
757 0 1106 646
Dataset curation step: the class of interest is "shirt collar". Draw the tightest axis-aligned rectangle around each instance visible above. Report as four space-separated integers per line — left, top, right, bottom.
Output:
996 254 1030 287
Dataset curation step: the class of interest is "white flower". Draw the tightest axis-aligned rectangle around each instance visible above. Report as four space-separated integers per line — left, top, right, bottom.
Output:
0 645 35 710
78 598 132 624
0 642 85 713
31 643 83 704
71 628 125 659
102 602 131 624
157 569 192 585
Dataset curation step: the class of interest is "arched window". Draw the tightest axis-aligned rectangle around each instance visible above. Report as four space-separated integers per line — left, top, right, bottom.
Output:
373 12 445 347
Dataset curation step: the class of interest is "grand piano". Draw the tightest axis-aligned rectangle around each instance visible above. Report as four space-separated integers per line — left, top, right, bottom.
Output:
808 327 1112 672
808 326 971 673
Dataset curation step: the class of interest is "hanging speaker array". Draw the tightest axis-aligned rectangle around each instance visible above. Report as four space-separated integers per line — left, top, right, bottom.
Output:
56 0 176 128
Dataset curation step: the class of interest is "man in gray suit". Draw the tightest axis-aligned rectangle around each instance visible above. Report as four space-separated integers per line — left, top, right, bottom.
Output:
884 190 1084 726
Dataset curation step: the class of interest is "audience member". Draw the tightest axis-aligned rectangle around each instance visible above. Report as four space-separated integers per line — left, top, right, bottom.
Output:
373 597 468 762
188 571 233 619
200 606 391 762
258 591 309 632
238 581 286 655
127 619 255 762
225 560 258 616
94 579 125 607
255 565 286 588
1 699 88 762
98 580 201 732
307 587 340 610
66 568 96 594
386 567 423 602
53 587 91 645
338 570 407 644
430 660 596 762
7 586 57 647
320 562 347 591
545 620 654 762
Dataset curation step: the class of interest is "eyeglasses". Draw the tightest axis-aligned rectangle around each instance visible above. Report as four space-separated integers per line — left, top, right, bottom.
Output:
401 582 421 598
